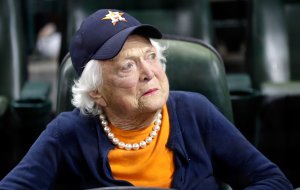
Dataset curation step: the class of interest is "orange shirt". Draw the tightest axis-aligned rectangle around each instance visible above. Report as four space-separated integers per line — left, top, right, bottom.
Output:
108 105 174 188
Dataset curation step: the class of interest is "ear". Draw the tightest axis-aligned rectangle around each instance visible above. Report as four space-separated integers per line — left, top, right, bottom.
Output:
89 90 107 107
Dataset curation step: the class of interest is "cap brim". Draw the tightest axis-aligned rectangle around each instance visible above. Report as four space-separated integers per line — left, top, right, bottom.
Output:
91 24 162 60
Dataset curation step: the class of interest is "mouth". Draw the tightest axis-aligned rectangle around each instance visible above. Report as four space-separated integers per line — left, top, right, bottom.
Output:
142 88 159 96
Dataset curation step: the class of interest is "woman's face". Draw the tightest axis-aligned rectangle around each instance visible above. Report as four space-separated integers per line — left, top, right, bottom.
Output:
94 35 169 116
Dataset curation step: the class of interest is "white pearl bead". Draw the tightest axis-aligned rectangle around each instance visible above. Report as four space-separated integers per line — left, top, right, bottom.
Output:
112 138 119 145
101 120 108 126
125 144 132 150
158 113 162 119
118 142 125 149
150 131 157 138
145 137 153 144
103 126 110 133
132 143 140 150
139 141 147 148
154 119 161 125
107 133 114 139
153 125 160 131
99 114 106 120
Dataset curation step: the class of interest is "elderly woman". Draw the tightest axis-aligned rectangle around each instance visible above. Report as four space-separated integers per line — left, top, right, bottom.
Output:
0 9 293 190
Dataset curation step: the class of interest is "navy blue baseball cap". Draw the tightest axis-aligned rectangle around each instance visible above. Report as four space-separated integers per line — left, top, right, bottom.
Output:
69 9 162 76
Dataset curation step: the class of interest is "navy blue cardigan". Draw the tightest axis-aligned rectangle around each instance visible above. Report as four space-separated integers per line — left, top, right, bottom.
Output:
0 91 293 190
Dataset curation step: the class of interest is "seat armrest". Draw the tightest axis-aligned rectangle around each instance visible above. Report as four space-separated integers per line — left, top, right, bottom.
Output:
20 81 51 101
0 95 8 116
261 81 300 96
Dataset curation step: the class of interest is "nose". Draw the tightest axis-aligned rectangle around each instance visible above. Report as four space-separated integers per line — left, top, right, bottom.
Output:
139 59 154 82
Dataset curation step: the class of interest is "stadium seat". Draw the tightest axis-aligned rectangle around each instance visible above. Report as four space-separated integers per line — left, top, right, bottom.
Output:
247 0 300 186
0 0 53 179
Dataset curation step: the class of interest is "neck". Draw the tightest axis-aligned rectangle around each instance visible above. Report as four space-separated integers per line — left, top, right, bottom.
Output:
103 109 160 130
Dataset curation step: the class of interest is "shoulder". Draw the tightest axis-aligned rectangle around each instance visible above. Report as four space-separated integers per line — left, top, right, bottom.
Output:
167 91 230 130
46 108 97 139
169 91 210 103
169 90 206 99
168 91 213 112
167 91 217 130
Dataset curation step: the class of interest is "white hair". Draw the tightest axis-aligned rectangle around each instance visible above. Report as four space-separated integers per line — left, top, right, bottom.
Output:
71 38 167 115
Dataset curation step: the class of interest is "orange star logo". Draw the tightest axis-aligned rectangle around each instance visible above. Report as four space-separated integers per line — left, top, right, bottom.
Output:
102 10 127 26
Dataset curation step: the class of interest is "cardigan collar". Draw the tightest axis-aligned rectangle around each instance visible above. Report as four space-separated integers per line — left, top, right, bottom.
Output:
93 92 190 163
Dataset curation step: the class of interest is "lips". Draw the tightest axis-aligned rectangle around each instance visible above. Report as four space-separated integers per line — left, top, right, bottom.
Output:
142 88 158 96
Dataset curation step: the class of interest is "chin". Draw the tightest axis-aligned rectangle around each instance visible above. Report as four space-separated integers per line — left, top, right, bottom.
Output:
140 97 166 113
139 89 169 111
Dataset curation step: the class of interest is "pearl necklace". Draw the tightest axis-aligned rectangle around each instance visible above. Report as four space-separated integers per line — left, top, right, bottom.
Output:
99 110 162 151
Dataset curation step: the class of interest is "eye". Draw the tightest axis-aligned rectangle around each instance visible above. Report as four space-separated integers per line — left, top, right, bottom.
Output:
145 52 157 62
120 61 135 72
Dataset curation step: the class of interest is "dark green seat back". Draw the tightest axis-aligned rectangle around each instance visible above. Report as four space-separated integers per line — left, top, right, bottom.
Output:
248 0 290 89
163 37 233 121
248 0 300 90
248 0 300 186
56 55 78 114
0 0 27 101
285 0 300 80
0 0 28 178
57 36 233 122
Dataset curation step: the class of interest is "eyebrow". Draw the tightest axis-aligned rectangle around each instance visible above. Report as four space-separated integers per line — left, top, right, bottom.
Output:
121 47 156 60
